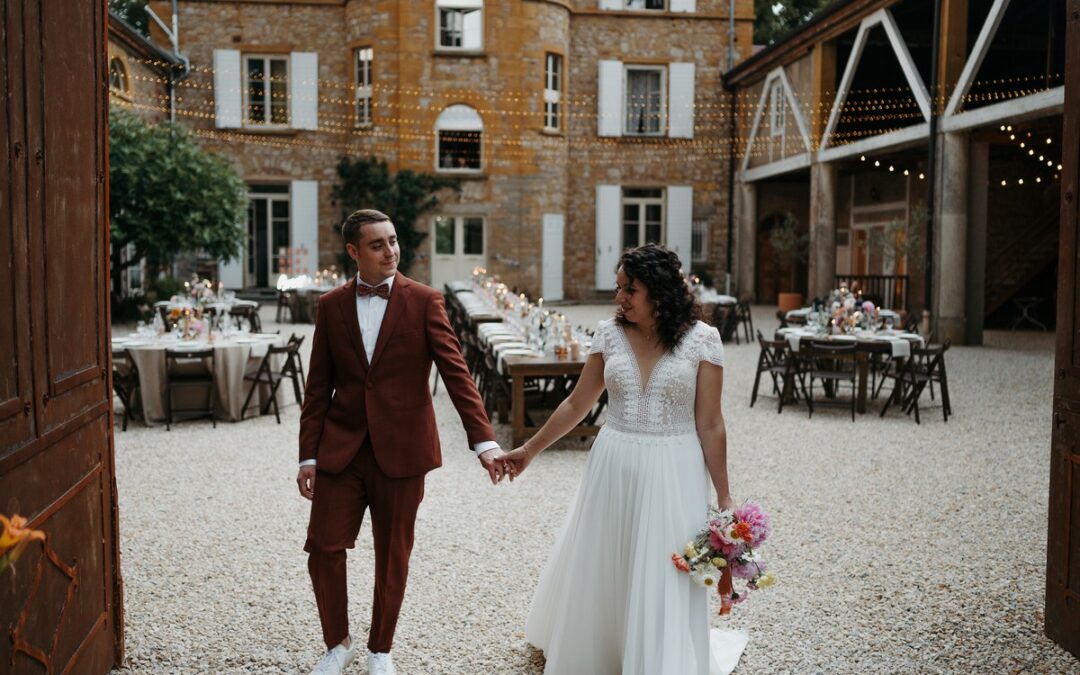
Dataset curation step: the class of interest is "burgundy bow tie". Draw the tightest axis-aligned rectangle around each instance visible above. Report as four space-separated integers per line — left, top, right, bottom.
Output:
356 283 390 299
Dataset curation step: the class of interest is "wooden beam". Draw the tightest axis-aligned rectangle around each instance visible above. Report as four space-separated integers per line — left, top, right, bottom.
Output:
818 123 930 163
937 0 969 114
943 0 1011 117
741 152 812 182
940 87 1065 132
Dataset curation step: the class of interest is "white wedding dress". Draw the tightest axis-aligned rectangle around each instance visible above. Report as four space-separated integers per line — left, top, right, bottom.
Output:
525 319 749 675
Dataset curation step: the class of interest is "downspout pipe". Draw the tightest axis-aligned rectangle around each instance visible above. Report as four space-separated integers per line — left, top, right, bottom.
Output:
924 0 942 316
725 0 737 294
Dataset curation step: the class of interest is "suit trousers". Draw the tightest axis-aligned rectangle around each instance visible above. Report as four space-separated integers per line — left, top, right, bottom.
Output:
305 437 425 652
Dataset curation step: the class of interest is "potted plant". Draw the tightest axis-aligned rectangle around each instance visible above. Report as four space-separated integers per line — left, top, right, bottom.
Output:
769 212 810 313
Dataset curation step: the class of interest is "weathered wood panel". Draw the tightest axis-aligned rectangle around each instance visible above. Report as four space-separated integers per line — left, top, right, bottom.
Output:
0 1 122 673
1046 0 1080 658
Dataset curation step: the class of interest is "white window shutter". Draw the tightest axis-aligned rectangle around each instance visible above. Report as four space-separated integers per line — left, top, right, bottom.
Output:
665 186 693 266
542 214 565 301
290 52 319 130
291 180 319 276
595 185 621 288
670 0 696 12
598 0 623 9
598 60 624 138
213 49 242 129
219 255 244 289
668 62 695 138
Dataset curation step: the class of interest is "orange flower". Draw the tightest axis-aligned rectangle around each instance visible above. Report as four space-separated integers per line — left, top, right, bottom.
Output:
671 553 691 574
0 514 44 551
731 522 753 543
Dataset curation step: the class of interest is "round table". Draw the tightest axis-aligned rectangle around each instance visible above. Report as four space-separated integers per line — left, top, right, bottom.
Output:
111 332 287 425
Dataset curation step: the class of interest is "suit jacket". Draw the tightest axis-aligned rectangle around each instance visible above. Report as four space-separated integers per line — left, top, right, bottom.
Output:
299 273 494 478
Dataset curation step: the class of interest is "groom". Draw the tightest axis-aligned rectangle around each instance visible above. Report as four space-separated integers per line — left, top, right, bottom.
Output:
297 209 506 675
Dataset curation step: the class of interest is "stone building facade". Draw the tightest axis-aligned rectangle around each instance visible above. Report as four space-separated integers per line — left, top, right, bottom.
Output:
137 0 752 298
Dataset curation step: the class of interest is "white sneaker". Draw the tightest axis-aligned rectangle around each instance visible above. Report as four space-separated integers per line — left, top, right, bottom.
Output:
367 651 396 675
309 639 359 675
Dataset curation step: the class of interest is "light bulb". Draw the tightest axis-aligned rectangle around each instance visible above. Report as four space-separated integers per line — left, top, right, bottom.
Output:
874 160 880 167
1001 180 1007 186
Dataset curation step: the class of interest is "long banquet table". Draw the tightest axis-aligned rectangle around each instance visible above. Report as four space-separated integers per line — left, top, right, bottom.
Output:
448 281 603 445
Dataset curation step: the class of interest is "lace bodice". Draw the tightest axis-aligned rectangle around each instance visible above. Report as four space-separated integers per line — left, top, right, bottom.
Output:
590 319 725 435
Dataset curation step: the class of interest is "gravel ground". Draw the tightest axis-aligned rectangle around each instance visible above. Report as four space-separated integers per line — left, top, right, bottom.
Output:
111 304 1079 674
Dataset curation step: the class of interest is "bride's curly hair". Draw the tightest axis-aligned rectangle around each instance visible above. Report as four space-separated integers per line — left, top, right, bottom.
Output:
615 244 700 351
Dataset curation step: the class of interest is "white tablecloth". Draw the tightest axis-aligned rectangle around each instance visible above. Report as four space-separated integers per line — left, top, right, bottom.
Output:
698 289 737 305
112 332 287 425
777 327 924 357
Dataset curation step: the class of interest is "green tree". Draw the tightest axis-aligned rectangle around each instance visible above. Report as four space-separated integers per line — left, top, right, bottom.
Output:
109 0 150 37
109 110 246 302
754 0 832 46
332 156 460 275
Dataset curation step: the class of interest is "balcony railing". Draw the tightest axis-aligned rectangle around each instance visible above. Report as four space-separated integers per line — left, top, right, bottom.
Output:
833 274 909 311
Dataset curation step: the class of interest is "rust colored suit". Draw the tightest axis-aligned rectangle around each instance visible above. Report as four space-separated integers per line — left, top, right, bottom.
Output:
300 273 493 651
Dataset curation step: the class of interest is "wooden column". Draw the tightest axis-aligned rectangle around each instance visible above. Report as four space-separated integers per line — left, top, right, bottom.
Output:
1045 0 1080 658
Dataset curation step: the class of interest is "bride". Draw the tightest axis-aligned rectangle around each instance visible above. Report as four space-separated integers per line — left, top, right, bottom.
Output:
502 244 748 675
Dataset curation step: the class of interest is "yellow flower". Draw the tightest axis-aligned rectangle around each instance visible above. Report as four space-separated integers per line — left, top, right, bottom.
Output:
684 543 697 558
756 574 775 588
712 557 727 568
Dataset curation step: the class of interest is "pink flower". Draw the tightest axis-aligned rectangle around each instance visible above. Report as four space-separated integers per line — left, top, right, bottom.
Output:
731 558 766 580
862 300 875 314
733 501 772 547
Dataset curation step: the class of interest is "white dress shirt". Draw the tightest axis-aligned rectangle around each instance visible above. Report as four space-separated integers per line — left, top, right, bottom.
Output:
300 273 498 468
356 273 395 365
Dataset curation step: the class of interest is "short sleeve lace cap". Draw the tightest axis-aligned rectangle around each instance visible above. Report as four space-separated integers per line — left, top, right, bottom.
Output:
692 321 725 367
588 318 614 356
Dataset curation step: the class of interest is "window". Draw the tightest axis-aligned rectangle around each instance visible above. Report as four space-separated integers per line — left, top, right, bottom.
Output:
625 66 665 136
437 0 483 50
109 57 130 95
436 104 483 172
691 220 708 263
355 47 373 127
544 53 563 131
244 55 289 126
434 216 485 255
769 80 785 137
625 0 665 8
621 188 664 248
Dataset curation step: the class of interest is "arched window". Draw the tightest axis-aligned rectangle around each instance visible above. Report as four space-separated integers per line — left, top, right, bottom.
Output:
436 104 482 172
109 57 130 94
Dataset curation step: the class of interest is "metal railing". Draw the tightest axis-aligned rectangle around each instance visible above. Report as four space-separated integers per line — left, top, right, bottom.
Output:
833 275 909 311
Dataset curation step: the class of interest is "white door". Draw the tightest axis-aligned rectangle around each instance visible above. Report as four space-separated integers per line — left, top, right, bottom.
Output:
431 215 486 291
542 214 564 300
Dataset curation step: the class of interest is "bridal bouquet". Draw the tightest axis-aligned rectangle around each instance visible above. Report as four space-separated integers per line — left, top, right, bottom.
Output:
671 501 774 615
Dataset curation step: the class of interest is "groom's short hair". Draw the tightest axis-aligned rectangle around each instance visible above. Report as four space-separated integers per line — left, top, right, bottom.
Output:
341 209 391 246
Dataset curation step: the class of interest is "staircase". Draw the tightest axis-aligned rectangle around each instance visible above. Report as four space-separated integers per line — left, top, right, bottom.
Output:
984 206 1059 317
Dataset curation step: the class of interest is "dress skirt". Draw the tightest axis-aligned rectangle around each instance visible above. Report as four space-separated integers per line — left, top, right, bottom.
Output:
525 425 716 675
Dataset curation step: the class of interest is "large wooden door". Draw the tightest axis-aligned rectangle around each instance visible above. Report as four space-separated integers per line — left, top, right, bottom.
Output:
0 1 123 673
1046 0 1080 658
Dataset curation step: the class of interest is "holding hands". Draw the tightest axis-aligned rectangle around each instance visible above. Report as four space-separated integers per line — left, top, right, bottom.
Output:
477 445 538 483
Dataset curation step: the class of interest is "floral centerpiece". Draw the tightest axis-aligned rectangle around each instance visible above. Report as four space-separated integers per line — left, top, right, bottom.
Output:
671 501 774 615
812 286 877 334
